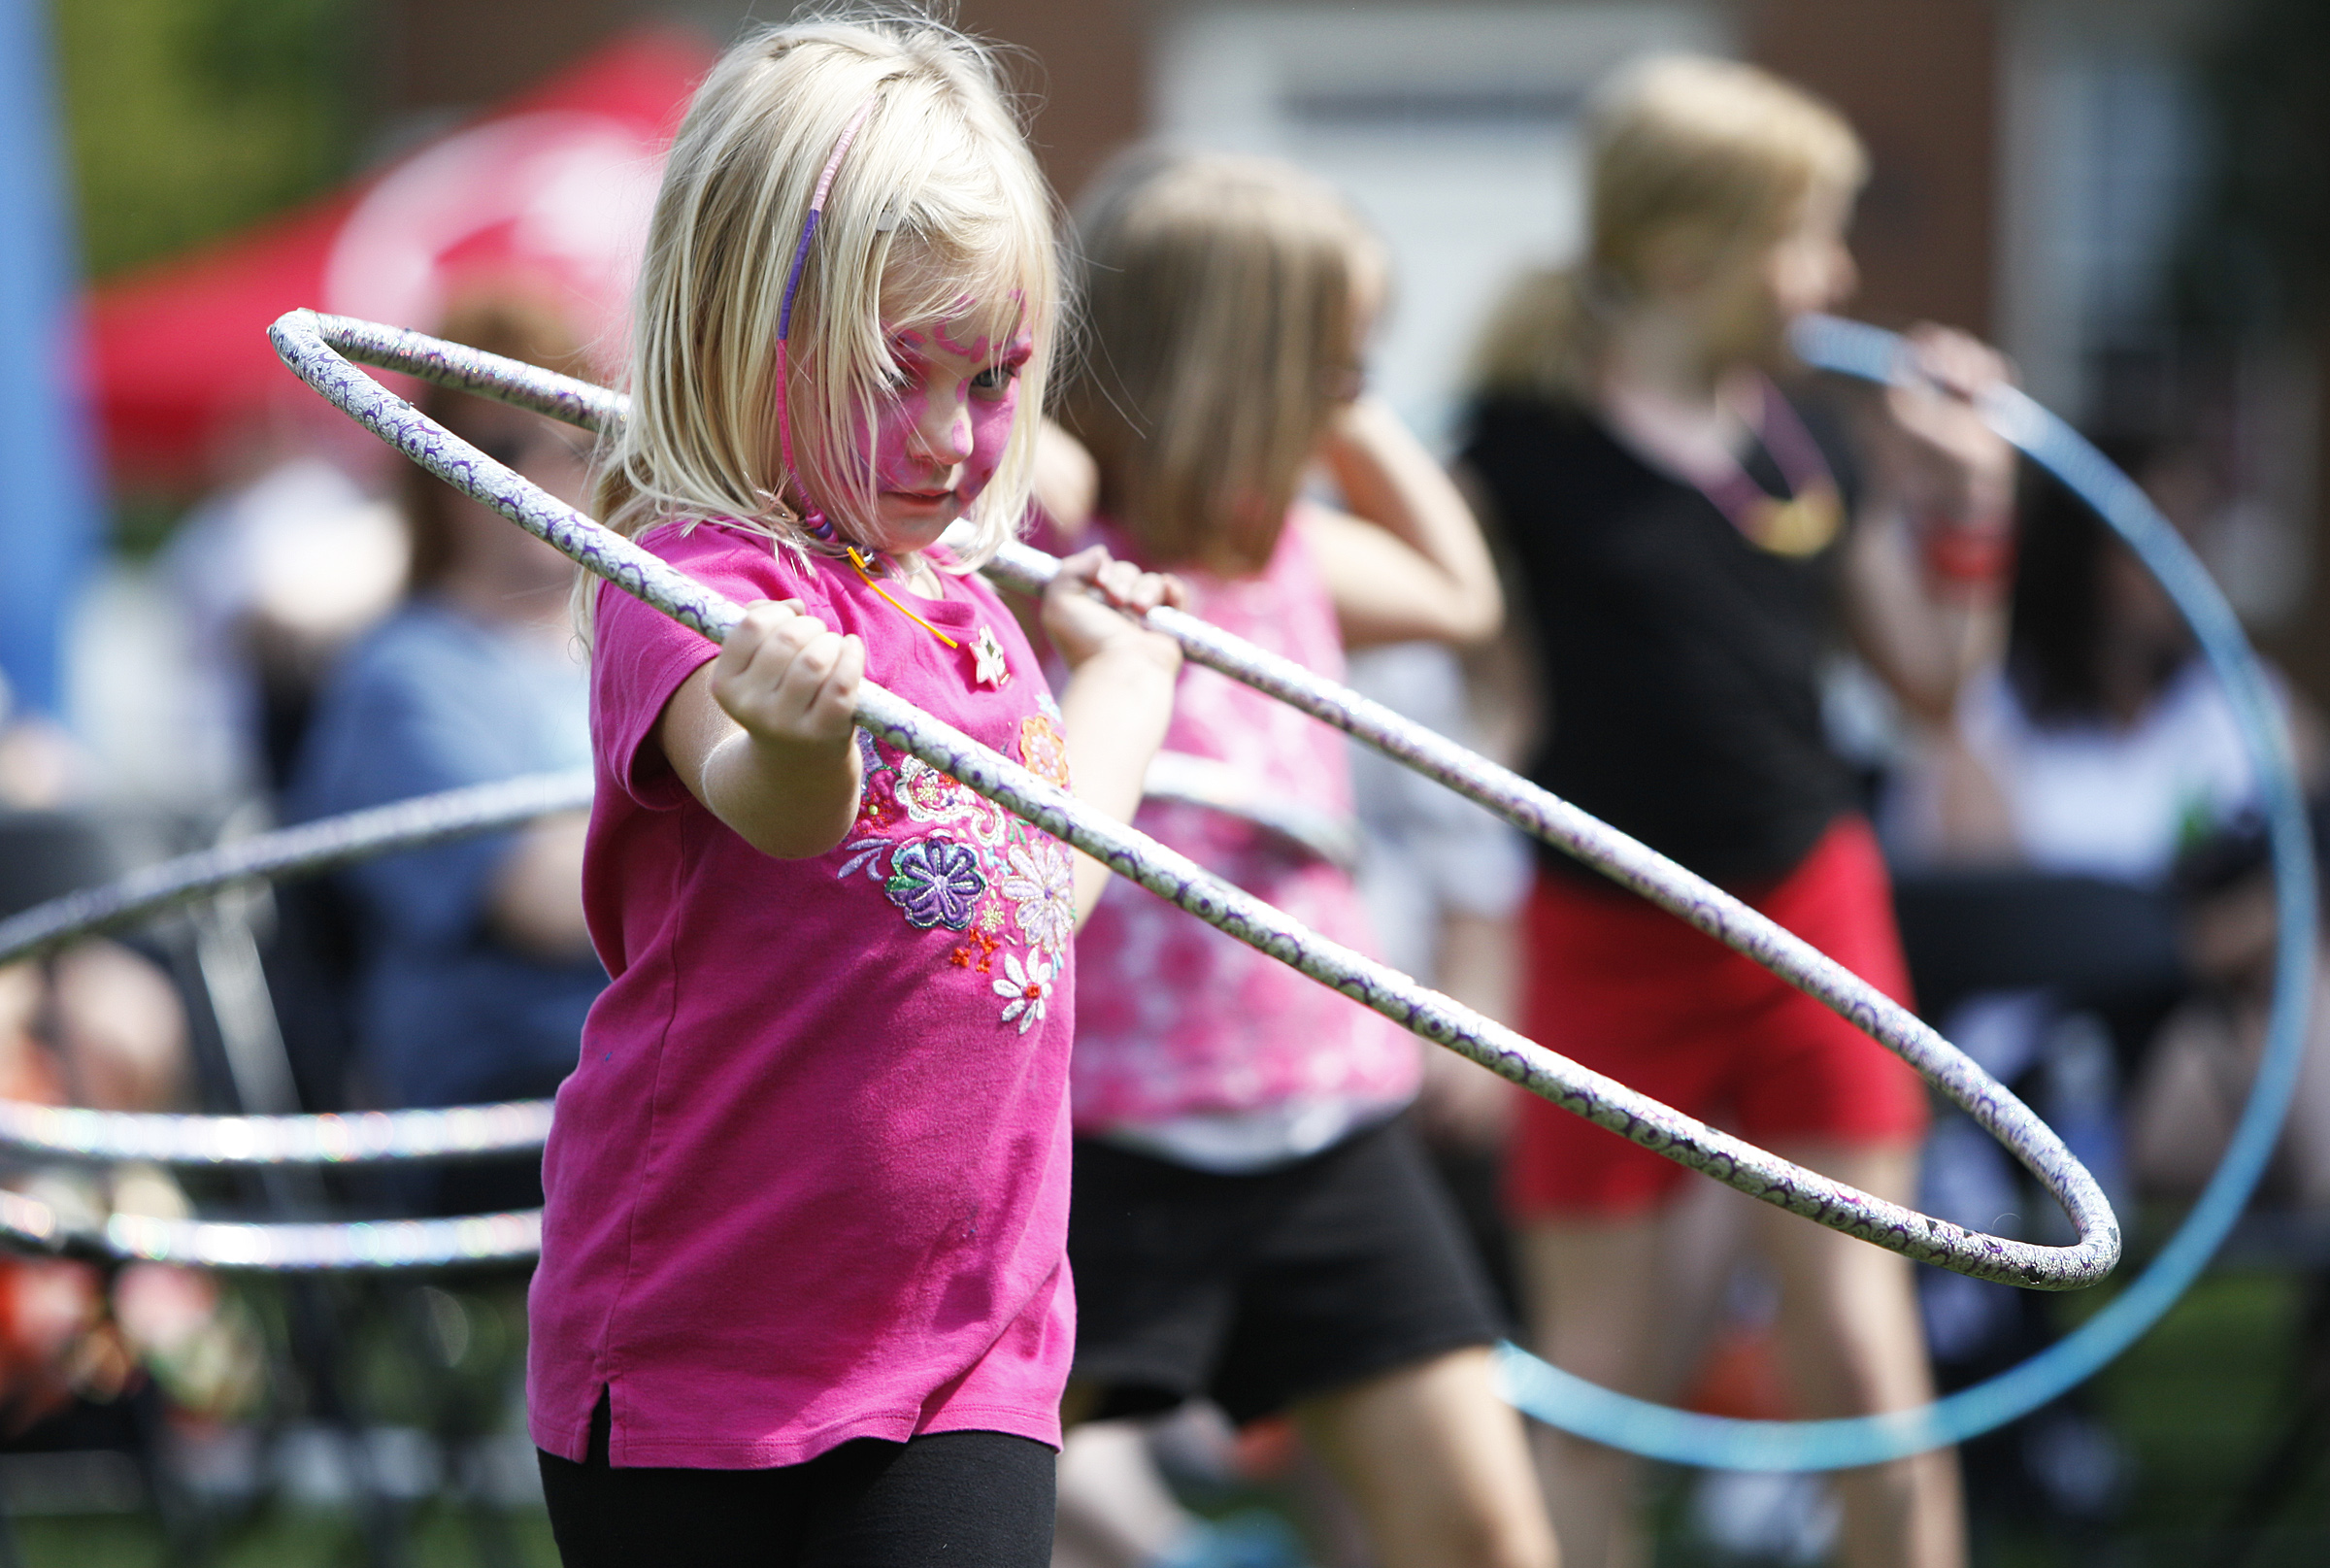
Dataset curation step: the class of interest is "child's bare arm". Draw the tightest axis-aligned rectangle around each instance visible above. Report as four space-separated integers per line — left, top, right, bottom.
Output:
1841 324 2016 724
1305 395 1503 650
1046 548 1185 922
657 600 868 859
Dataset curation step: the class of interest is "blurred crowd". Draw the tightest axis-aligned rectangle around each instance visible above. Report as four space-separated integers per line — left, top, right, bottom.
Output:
0 22 2325 1568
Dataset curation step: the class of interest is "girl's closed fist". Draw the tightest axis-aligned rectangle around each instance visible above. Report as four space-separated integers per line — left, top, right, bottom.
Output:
710 598 866 750
1041 546 1185 675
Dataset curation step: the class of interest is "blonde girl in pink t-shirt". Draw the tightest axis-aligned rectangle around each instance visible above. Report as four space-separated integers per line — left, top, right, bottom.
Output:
526 17 1182 1566
1053 151 1556 1568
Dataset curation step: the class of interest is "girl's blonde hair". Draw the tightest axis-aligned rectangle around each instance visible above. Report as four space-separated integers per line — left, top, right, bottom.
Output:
1060 150 1382 575
1473 54 1866 404
596 10 1056 571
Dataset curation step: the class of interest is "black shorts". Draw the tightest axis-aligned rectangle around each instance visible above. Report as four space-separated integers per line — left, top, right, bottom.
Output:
1068 1114 1504 1425
538 1394 1053 1568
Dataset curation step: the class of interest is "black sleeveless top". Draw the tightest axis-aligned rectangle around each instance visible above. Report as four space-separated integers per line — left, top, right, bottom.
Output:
1459 392 1862 889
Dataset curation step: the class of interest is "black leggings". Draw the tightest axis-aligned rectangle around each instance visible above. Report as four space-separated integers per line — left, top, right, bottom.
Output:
537 1395 1055 1567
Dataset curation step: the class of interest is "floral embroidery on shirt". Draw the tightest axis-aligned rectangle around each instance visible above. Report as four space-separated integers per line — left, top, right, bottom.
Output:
998 839 1075 955
850 731 901 834
840 715 1071 1031
896 756 974 819
837 837 890 881
884 835 986 931
993 951 1054 1035
894 756 1007 846
1018 714 1071 790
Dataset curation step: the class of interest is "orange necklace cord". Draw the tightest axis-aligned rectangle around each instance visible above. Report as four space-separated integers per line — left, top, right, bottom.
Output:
846 547 960 649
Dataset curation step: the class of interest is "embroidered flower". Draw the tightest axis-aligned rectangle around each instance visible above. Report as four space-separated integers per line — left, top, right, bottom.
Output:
892 755 1006 846
998 839 1075 955
993 950 1055 1034
896 756 979 821
883 835 985 931
1018 714 1071 790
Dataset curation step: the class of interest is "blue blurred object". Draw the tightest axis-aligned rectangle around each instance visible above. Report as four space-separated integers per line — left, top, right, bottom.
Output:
0 0 99 720
1152 1510 1311 1568
1495 314 2317 1471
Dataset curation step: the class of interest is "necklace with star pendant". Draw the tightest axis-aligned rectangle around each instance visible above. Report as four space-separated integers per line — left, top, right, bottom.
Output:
844 545 1012 689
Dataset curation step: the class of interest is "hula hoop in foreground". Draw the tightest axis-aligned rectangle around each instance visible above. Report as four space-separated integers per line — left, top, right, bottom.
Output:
0 773 589 1270
270 311 2310 1468
268 313 2123 1298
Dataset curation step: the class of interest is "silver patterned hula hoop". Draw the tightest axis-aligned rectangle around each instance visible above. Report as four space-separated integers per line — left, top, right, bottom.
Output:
265 312 2314 1469
0 773 590 1270
266 310 2125 1307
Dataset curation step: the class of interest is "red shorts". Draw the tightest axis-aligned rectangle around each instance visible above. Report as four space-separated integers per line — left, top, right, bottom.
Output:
1505 816 1927 1219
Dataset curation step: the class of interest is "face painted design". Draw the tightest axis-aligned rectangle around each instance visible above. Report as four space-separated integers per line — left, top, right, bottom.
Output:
853 292 1032 553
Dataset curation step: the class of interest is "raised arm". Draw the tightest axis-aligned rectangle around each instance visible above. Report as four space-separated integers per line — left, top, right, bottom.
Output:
656 600 868 860
1839 325 2017 726
1302 395 1504 650
1044 548 1185 922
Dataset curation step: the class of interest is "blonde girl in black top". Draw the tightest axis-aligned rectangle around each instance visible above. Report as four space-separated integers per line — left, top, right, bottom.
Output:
1460 56 2013 1568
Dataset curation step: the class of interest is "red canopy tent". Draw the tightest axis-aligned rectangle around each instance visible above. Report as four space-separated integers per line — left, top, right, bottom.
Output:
86 28 713 489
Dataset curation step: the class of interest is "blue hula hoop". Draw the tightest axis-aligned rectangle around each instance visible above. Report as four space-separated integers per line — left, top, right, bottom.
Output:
1492 314 2318 1471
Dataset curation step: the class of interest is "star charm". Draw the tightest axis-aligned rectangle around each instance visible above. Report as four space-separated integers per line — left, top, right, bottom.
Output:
971 623 1012 688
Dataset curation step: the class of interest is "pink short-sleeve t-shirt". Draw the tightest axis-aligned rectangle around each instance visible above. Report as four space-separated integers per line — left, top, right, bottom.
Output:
528 518 1080 1469
1071 518 1419 1134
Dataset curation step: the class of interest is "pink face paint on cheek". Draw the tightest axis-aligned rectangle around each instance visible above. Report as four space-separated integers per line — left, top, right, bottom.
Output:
865 371 975 492
958 328 1036 500
868 387 931 490
960 381 1018 500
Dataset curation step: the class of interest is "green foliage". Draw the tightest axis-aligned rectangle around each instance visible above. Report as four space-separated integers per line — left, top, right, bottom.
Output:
52 0 367 281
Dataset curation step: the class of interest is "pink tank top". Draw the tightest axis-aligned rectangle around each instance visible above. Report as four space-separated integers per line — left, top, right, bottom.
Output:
1071 517 1419 1141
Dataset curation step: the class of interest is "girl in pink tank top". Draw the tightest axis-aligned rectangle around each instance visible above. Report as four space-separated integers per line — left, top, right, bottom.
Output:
527 20 1182 1566
1049 151 1557 1568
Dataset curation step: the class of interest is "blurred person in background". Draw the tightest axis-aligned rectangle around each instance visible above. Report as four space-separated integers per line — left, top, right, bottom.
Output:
1458 56 2016 1568
160 413 409 802
1889 437 2306 884
1891 438 2330 1207
288 290 601 1212
1885 440 2330 1528
1051 150 1552 1568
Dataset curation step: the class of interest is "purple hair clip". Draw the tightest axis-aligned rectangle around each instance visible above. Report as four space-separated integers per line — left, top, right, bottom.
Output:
776 94 881 544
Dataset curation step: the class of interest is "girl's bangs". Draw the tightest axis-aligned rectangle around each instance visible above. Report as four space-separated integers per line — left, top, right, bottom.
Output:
881 225 1045 350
